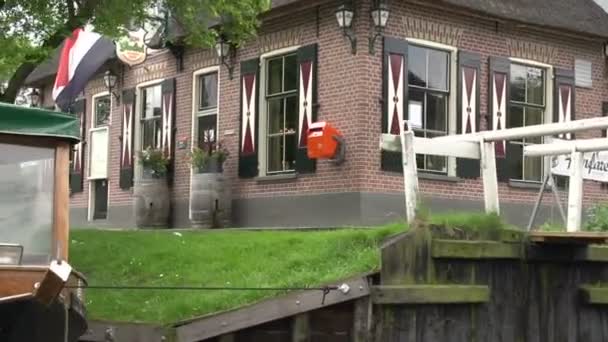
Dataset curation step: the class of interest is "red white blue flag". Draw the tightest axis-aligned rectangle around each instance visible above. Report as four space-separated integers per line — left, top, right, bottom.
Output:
52 28 115 112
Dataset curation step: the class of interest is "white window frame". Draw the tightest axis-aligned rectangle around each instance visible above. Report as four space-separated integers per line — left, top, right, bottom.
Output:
406 38 458 177
191 66 220 149
134 78 165 180
508 57 554 183
258 45 300 177
88 91 112 221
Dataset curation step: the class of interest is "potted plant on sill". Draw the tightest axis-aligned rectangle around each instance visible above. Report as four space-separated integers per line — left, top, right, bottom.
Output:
133 147 171 228
188 139 231 228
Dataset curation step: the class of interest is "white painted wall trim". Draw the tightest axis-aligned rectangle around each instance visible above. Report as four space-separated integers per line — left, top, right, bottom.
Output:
258 45 300 177
133 78 165 180
87 91 112 221
405 38 458 176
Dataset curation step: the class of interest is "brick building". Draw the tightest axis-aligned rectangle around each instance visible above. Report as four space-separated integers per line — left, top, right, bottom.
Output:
24 0 608 228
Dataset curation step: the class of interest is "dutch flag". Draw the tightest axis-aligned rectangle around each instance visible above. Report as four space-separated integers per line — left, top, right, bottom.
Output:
52 28 116 112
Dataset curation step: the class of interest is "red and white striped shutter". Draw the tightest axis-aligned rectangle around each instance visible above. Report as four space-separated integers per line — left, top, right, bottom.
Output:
554 69 575 140
239 58 259 178
381 37 408 172
120 89 136 190
457 51 481 178
161 78 176 159
69 98 86 193
489 58 509 158
296 44 318 173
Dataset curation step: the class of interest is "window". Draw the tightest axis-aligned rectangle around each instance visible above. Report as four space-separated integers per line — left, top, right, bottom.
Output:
94 95 111 127
408 45 450 174
196 72 218 148
508 63 546 182
265 53 298 174
141 84 162 149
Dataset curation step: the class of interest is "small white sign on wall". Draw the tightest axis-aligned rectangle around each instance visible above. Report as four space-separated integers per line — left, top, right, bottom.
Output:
551 147 608 183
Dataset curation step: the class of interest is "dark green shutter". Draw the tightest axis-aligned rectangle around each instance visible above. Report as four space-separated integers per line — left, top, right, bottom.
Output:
381 36 408 173
119 88 136 190
487 56 511 182
239 58 260 178
161 78 176 184
554 68 575 139
456 51 481 179
69 98 86 193
295 44 318 174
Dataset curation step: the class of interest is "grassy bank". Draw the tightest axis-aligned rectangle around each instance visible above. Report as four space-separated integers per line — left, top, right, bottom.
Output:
70 224 404 324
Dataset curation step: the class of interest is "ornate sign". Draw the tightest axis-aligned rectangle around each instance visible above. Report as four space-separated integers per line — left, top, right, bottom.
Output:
116 31 148 66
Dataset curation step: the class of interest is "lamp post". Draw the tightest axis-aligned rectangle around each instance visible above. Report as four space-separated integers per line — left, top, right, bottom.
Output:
215 35 235 80
335 2 357 55
369 0 390 54
103 70 120 102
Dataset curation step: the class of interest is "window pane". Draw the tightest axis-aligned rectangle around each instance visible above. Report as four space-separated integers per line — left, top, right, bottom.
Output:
197 115 217 149
268 98 284 134
426 93 447 132
142 118 161 149
524 156 542 182
409 89 425 131
508 105 524 129
268 58 283 95
285 96 298 134
267 136 283 172
510 143 524 180
426 155 447 173
0 144 54 265
526 67 544 105
284 54 298 92
408 45 426 87
285 134 297 171
95 96 111 127
525 107 544 144
199 73 218 110
428 49 448 90
510 64 526 103
144 85 162 118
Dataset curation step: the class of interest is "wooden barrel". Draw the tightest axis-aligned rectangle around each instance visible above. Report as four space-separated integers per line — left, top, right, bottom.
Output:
133 177 170 228
190 173 231 228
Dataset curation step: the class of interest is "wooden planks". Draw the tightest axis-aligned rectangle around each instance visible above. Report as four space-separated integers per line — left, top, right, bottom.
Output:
371 285 490 304
53 142 70 261
432 239 522 259
580 286 608 304
79 320 171 342
175 276 371 342
529 231 608 245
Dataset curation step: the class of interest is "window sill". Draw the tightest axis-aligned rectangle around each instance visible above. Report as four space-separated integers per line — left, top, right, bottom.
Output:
419 172 461 183
508 180 543 190
256 173 297 183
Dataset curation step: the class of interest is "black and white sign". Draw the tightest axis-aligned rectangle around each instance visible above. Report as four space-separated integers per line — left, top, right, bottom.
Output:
551 150 608 183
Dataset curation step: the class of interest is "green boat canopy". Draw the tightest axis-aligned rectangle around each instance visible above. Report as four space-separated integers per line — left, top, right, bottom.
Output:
0 102 80 143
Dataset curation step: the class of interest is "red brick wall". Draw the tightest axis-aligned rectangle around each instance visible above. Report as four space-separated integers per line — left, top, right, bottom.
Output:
68 0 608 214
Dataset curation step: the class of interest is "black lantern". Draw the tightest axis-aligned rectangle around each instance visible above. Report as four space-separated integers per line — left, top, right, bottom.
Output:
369 1 391 54
335 2 357 54
29 89 40 108
215 34 235 80
103 70 120 102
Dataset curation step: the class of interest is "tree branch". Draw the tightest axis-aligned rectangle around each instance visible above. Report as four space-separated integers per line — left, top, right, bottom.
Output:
0 62 35 103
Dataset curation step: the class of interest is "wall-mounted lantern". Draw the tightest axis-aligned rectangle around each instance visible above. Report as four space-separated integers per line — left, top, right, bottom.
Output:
103 70 120 102
29 89 40 108
335 2 357 55
369 0 391 54
215 34 236 80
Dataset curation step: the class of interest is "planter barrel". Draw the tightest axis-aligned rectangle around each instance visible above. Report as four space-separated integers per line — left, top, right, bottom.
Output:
134 177 170 228
190 172 231 228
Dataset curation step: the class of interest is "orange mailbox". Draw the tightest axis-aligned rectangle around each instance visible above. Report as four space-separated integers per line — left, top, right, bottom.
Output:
307 122 344 163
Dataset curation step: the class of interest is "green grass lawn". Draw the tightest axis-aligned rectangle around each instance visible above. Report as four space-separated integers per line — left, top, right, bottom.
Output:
69 224 405 325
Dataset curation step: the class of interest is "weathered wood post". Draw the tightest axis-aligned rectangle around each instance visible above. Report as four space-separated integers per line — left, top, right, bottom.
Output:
401 131 419 224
